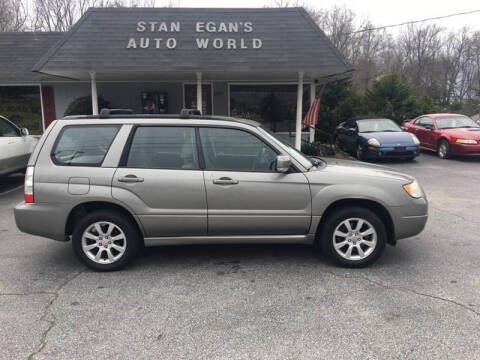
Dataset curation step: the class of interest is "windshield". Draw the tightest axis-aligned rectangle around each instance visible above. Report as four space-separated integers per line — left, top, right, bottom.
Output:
258 127 313 170
436 116 479 129
357 119 402 133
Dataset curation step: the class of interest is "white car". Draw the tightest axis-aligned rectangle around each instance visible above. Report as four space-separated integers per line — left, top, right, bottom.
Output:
0 116 39 177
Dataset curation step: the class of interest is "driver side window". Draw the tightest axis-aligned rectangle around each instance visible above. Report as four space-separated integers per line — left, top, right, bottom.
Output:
199 127 277 172
0 118 20 137
417 117 434 129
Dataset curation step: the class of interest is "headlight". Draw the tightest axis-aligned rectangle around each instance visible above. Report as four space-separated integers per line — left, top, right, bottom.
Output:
403 180 423 199
455 139 477 144
367 138 381 147
411 134 420 145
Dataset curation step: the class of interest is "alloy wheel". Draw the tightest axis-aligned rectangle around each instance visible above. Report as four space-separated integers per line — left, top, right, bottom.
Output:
332 218 377 261
81 221 127 264
438 143 448 158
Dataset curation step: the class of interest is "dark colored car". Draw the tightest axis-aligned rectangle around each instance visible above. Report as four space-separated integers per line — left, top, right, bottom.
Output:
402 113 480 159
335 117 420 161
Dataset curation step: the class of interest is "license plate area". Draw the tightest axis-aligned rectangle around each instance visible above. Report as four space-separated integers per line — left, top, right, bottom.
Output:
394 146 406 152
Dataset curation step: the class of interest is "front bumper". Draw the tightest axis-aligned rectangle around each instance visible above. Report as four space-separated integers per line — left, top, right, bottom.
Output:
390 197 428 240
364 145 420 159
450 143 480 156
14 202 70 241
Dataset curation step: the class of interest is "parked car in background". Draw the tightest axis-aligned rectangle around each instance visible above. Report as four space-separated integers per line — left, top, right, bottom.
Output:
335 117 420 161
14 112 427 271
402 114 480 159
0 116 38 178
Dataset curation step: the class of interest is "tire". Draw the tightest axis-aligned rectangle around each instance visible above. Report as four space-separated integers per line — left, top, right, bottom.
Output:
72 210 140 271
437 139 451 159
356 143 365 161
319 207 387 268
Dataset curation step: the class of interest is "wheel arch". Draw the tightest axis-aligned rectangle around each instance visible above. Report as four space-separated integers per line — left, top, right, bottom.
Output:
315 198 395 245
437 136 450 147
65 201 145 241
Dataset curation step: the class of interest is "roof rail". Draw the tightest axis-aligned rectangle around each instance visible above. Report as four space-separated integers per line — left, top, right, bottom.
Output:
99 108 133 118
180 108 202 117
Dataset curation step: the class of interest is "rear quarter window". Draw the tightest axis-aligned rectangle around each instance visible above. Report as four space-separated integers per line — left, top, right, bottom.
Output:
51 125 120 166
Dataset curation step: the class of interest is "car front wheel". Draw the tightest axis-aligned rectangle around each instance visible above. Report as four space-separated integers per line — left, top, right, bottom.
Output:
320 207 387 268
356 144 365 161
437 139 451 159
72 211 140 271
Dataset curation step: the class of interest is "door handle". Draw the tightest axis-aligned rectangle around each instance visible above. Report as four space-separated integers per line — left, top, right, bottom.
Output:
118 174 144 183
213 177 239 185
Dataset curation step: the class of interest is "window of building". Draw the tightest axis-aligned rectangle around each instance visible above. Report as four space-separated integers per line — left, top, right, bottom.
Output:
126 126 199 169
52 125 120 166
0 86 43 135
199 127 277 172
229 84 310 133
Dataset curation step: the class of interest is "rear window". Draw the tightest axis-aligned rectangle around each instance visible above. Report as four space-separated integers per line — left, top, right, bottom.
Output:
52 125 120 166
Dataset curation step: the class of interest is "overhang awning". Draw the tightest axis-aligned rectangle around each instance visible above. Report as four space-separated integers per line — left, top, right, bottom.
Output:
32 7 353 82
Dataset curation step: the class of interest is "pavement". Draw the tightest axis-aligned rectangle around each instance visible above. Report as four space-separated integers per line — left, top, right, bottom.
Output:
0 153 479 360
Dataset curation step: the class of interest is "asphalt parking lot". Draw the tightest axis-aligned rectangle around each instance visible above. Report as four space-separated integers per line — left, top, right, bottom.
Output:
1 152 479 360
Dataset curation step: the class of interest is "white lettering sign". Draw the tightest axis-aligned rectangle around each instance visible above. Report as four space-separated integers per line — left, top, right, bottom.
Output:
127 20 262 50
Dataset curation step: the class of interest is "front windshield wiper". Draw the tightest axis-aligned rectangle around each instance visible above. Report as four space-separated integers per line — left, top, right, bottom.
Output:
458 126 479 128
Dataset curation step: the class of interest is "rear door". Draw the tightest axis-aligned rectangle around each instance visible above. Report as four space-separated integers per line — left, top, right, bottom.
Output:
112 126 207 237
198 126 311 236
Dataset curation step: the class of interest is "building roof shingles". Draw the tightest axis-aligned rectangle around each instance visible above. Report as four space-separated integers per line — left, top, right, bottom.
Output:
0 32 64 83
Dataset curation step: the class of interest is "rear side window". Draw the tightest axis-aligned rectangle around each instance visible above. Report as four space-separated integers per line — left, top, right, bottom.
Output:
125 126 199 169
52 125 120 166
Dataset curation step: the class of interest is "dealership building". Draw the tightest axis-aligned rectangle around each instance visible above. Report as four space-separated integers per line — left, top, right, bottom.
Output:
0 7 351 146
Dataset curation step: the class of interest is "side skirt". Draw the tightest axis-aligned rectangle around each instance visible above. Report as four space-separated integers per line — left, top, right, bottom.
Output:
144 234 313 247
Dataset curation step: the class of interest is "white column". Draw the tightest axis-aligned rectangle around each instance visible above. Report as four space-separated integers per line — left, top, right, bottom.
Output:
89 71 98 115
309 82 316 143
295 71 304 150
196 71 203 113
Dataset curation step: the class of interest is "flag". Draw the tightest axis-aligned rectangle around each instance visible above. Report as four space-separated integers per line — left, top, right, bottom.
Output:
303 97 321 128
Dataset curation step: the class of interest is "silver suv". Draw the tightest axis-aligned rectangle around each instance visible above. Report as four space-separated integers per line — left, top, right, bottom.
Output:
14 113 428 271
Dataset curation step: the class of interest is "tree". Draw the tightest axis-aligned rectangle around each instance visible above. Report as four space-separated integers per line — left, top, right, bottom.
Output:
365 74 424 123
0 0 28 31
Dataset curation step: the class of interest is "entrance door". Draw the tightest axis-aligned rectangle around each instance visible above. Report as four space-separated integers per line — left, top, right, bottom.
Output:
184 84 212 115
112 126 207 237
198 126 311 235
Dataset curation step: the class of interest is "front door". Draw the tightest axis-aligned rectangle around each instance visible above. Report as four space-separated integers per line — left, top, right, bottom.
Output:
112 126 207 237
184 84 212 115
415 117 435 150
198 126 311 235
0 117 29 174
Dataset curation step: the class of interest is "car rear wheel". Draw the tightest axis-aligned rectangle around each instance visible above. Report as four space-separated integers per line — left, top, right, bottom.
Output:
320 207 387 268
72 211 140 271
437 139 451 159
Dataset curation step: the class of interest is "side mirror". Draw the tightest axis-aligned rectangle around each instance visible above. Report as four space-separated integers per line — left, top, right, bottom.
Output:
20 128 29 136
276 155 291 173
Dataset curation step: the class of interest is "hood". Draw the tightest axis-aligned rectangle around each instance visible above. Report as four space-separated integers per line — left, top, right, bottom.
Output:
359 131 416 146
440 128 480 140
307 158 414 183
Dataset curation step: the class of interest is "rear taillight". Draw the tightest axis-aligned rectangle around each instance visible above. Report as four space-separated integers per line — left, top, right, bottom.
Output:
24 166 34 203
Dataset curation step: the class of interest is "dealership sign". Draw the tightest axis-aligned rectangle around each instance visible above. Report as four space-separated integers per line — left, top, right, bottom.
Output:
126 21 263 50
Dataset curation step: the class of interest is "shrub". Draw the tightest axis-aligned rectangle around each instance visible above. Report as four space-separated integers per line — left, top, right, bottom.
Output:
64 96 110 116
